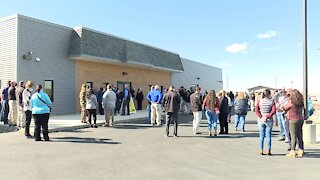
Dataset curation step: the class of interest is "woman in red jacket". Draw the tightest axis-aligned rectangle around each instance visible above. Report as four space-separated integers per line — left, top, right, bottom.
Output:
284 89 305 158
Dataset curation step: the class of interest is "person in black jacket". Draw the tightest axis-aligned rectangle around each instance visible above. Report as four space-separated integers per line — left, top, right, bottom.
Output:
218 90 229 134
136 88 144 110
162 86 181 137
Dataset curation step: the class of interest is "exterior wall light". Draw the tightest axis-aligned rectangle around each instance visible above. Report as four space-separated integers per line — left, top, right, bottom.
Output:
22 51 33 60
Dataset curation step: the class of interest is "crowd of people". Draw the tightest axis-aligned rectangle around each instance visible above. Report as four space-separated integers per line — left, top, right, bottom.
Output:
0 80 309 158
147 85 308 158
0 80 52 141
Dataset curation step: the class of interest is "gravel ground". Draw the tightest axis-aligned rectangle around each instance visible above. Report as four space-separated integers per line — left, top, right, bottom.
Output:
0 125 19 133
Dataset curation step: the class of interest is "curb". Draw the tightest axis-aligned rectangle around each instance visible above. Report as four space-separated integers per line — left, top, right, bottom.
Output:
48 117 147 133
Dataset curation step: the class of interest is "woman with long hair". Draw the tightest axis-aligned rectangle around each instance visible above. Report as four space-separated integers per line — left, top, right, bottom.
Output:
218 90 229 134
284 89 305 158
234 91 248 132
203 90 220 136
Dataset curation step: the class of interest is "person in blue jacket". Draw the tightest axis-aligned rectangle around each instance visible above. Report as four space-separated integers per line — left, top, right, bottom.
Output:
30 85 52 141
147 85 163 126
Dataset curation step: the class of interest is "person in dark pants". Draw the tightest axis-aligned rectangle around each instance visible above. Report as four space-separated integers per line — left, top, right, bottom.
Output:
218 90 229 134
136 88 144 110
1 81 11 125
162 86 181 137
22 81 34 138
30 85 52 141
97 87 104 115
86 89 98 128
121 85 131 115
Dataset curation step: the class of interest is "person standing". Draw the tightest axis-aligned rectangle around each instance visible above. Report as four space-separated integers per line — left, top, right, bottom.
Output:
8 81 18 126
23 81 34 138
16 81 25 129
250 92 255 111
136 88 144 110
79 84 87 123
102 85 117 127
30 85 52 141
226 92 233 123
284 89 305 158
121 85 131 116
97 87 104 115
203 90 220 136
86 89 98 128
234 91 248 132
147 85 162 126
1 81 11 125
218 90 229 134
147 86 154 122
190 87 203 134
162 86 180 137
255 89 276 156
276 90 287 141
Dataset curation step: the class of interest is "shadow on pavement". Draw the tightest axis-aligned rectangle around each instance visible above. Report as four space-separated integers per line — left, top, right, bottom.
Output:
51 137 121 144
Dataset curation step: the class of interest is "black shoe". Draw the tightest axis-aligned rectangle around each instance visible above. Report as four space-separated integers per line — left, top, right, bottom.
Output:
25 134 32 138
219 132 225 134
94 124 98 128
225 132 229 134
35 139 42 141
44 139 51 142
127 114 130 116
90 124 94 128
174 135 179 137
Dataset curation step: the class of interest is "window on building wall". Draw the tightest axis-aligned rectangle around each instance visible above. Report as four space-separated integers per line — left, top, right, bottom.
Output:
44 80 54 102
86 82 93 89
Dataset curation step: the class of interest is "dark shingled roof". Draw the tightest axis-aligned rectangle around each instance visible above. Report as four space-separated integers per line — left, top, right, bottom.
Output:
68 27 184 72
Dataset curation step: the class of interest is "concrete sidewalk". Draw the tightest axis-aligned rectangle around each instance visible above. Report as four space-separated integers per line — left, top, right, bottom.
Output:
31 109 149 132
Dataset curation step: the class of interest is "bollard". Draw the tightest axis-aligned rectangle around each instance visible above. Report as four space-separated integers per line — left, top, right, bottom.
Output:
317 123 320 142
303 124 316 144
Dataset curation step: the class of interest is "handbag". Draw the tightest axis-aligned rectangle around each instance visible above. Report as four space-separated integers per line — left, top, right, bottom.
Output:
37 94 52 112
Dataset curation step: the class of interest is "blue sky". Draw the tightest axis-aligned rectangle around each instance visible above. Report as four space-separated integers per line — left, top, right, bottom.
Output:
1 0 320 93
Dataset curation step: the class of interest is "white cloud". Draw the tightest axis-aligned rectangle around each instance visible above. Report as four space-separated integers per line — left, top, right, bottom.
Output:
261 46 282 51
225 42 248 53
219 62 231 67
256 30 279 39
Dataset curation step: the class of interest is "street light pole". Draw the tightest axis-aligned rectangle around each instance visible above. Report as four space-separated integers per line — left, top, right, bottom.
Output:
303 0 309 120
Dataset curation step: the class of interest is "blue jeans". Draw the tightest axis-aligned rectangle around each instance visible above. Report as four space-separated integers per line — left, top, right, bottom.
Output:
205 110 218 131
277 112 286 138
258 121 273 150
234 114 246 131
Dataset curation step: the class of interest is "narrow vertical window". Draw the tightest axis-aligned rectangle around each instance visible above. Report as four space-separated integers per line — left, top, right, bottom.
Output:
44 80 54 102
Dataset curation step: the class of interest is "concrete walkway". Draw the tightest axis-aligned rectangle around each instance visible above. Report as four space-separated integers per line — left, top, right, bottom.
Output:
31 110 149 132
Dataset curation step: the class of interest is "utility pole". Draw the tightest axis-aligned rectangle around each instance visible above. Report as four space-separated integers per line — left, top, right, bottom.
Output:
303 0 309 120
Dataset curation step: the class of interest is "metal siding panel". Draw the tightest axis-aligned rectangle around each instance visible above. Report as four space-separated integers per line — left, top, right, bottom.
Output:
17 17 75 114
0 18 17 84
171 58 223 91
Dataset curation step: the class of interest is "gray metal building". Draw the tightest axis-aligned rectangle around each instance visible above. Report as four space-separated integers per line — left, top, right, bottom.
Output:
0 14 222 114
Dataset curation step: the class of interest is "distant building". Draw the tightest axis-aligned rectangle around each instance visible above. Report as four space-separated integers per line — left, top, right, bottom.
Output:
247 86 275 93
171 58 222 92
